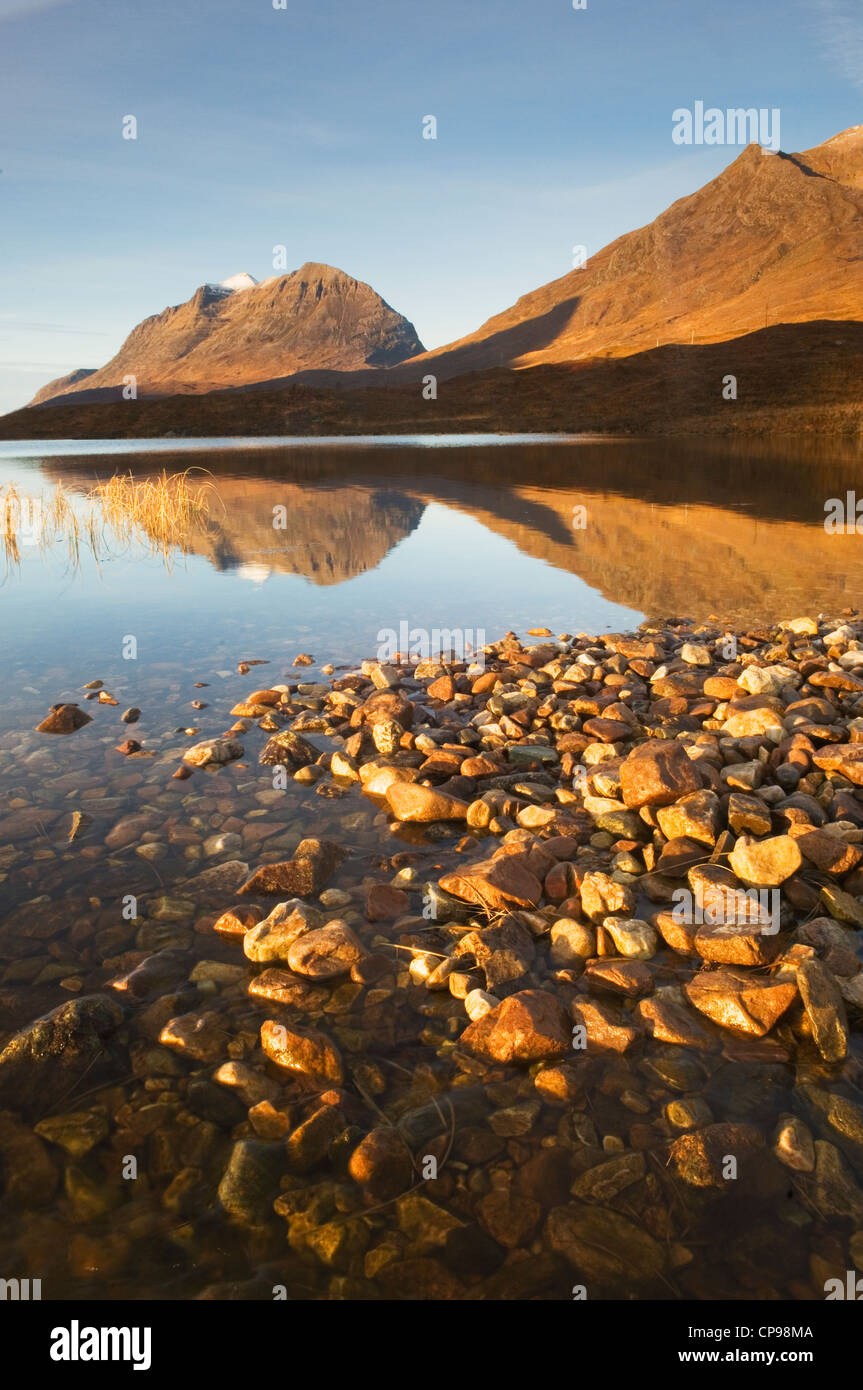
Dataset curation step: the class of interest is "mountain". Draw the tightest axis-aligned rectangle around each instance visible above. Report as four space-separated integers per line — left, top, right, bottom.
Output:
12 125 863 434
405 126 863 379
5 320 863 441
29 367 97 406
31 263 424 404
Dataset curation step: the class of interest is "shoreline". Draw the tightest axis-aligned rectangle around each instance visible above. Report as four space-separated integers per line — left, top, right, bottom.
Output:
2 612 863 1298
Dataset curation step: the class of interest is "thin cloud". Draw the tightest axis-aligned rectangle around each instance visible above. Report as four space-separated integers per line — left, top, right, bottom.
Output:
813 0 863 90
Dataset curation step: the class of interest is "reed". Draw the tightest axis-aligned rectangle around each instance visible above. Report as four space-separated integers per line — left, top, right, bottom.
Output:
0 469 217 573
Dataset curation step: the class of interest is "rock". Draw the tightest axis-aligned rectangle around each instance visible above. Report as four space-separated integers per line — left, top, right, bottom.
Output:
218 1140 286 1224
33 1107 108 1157
794 1086 863 1177
110 948 189 1000
684 968 797 1036
722 760 764 791
571 997 640 1053
439 852 542 914
722 702 785 740
583 958 653 996
571 1150 646 1201
727 793 773 837
739 664 797 696
602 917 657 960
159 1010 225 1063
550 919 596 965
665 1097 713 1130
150 895 197 922
365 883 409 921
349 1127 414 1200
772 1116 815 1173
259 729 319 768
371 718 405 755
203 832 242 857
464 989 499 1021
820 884 863 928
794 1141 863 1223
180 860 250 904
795 958 849 1062
792 828 863 877
213 905 262 937
619 739 701 809
248 968 327 1009
395 1192 466 1254
655 836 704 876
212 1061 280 1106
385 782 470 822
534 1062 584 1105
794 915 857 954
183 737 243 767
454 916 536 990
260 1019 343 1085
242 900 321 963
361 765 419 797
668 1122 765 1189
637 988 716 1047
461 989 570 1064
694 920 781 966
35 703 92 734
239 838 346 897
248 1100 291 1139
287 921 364 978
330 750 360 781
546 1203 665 1283
728 835 802 886
580 872 635 922
489 1098 540 1137
812 743 863 785
0 994 124 1112
477 1189 542 1248
358 689 414 730
656 789 720 846
286 1104 344 1172
653 910 699 957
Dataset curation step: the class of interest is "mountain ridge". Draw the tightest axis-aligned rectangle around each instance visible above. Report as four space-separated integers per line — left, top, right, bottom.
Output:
16 124 863 430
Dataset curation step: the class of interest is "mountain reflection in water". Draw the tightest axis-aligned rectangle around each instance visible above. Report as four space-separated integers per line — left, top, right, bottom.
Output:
31 434 863 624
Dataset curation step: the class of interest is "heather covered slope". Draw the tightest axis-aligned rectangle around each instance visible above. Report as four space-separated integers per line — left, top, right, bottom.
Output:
3 320 863 441
403 128 863 378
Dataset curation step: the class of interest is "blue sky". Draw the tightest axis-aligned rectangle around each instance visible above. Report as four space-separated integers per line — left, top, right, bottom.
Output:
0 0 860 413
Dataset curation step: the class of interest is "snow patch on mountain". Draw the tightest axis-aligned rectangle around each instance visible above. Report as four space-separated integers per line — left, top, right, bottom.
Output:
219 273 258 293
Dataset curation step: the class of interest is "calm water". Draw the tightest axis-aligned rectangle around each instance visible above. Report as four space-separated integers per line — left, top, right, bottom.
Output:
1 434 862 1301
3 434 863 686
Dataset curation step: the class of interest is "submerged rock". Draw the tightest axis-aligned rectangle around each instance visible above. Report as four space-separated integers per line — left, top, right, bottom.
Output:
183 736 244 767
35 702 92 734
461 989 570 1064
0 994 124 1113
